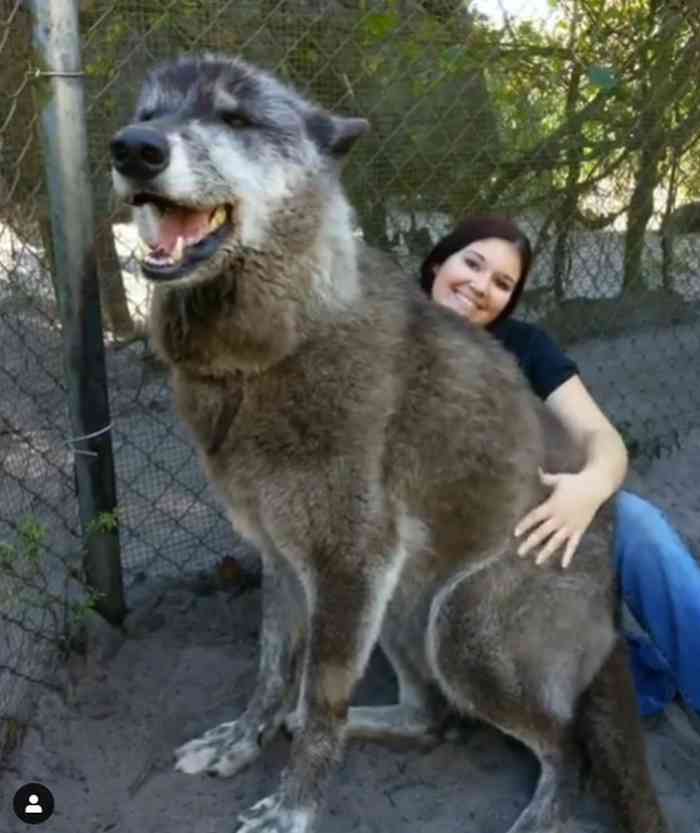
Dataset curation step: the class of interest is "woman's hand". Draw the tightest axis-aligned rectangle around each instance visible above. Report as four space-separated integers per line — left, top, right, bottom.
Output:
514 468 604 568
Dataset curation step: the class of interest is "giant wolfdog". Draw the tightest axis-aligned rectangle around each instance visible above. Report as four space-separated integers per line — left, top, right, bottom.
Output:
111 54 670 833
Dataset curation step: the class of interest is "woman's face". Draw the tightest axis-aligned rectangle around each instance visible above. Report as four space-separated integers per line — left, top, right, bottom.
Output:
431 237 522 327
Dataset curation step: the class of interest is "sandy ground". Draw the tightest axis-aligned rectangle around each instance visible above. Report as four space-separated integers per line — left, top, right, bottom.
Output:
3 432 700 833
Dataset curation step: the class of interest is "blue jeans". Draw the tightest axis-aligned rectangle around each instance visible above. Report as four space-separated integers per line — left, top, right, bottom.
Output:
616 491 700 716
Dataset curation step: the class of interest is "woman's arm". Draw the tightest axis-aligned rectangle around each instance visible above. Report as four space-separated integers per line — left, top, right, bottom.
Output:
515 374 628 567
546 374 628 494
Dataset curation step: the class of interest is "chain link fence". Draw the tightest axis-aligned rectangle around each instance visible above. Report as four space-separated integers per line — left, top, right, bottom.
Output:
1 0 700 762
1 0 81 760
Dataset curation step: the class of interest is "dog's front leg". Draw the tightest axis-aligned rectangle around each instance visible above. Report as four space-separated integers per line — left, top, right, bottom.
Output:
236 560 397 833
176 552 303 778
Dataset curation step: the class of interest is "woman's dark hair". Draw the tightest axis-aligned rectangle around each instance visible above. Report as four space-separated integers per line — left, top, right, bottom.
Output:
419 215 533 327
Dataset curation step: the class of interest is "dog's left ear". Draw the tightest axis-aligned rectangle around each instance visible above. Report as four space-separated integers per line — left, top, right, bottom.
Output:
306 111 370 157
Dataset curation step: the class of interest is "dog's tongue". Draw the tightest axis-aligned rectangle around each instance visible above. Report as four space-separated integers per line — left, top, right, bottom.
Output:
156 206 211 253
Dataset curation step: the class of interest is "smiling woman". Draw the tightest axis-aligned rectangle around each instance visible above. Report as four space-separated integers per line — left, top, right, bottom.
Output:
420 214 532 327
430 238 521 327
420 214 700 726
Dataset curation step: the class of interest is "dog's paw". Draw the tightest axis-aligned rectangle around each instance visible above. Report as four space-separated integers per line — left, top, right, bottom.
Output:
235 795 313 833
174 718 262 777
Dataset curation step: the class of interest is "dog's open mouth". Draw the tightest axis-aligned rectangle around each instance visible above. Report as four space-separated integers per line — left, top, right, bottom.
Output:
132 194 235 282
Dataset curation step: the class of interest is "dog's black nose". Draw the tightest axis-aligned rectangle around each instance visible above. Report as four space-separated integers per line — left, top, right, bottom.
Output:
110 126 170 180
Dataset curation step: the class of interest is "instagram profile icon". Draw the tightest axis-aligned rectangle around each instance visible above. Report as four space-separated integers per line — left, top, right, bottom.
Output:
13 783 54 825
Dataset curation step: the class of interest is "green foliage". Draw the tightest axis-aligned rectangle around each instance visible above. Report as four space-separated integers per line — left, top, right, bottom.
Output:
10 0 700 262
586 65 618 91
0 516 45 569
87 510 119 537
0 518 47 603
361 9 401 42
462 0 700 280
0 514 105 656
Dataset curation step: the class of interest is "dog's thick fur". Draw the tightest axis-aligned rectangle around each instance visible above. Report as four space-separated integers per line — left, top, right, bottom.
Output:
111 54 670 833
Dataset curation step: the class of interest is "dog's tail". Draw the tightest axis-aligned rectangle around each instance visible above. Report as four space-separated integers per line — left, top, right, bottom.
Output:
576 637 671 833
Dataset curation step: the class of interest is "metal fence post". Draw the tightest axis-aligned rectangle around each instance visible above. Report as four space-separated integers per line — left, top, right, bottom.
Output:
30 0 126 625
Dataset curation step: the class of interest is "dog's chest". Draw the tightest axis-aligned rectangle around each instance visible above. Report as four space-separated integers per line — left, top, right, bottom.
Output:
169 368 244 458
172 365 349 488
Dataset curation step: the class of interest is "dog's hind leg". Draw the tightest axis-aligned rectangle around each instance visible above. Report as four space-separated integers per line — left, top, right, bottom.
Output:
577 637 671 833
344 635 449 745
175 552 304 778
344 703 440 744
427 576 592 833
285 586 448 747
442 684 581 833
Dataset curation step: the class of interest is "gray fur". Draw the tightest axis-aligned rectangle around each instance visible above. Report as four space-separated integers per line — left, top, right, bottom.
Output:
111 54 671 833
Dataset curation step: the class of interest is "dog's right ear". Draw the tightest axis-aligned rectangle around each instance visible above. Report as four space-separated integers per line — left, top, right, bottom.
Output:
306 111 370 158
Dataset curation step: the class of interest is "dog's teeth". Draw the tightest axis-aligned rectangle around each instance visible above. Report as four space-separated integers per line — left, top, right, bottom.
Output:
143 251 175 266
172 236 185 262
209 206 227 232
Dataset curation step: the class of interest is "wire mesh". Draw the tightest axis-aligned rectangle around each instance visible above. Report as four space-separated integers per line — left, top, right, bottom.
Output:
0 0 82 760
1 0 700 760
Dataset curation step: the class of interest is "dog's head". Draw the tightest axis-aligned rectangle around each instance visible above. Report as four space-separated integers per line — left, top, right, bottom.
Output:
111 54 368 287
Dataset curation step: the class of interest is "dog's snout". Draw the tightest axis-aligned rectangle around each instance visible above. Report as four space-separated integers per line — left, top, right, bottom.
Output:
110 126 170 180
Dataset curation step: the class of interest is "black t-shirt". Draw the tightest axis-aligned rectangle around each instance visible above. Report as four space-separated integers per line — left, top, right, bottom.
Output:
490 318 579 401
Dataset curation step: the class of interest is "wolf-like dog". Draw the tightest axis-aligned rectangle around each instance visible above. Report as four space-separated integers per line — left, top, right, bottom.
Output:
111 54 670 833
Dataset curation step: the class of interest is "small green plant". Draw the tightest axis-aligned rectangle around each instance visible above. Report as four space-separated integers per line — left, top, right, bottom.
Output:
0 516 46 566
0 514 106 657
87 510 120 536
0 716 28 760
0 517 47 607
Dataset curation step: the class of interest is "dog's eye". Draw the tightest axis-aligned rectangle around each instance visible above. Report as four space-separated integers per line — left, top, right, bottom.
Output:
138 110 156 122
221 111 252 129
